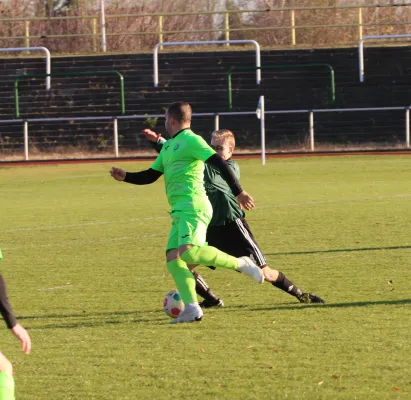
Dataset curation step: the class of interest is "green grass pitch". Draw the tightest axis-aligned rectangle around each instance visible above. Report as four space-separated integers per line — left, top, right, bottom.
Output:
1 155 411 399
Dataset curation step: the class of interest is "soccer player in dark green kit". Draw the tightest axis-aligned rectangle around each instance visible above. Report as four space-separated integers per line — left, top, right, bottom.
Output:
144 128 325 306
110 102 264 323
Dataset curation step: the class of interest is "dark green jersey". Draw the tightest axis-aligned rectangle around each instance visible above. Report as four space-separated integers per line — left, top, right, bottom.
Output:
204 160 245 227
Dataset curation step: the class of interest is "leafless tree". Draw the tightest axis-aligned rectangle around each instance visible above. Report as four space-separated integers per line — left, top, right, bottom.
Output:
0 0 409 53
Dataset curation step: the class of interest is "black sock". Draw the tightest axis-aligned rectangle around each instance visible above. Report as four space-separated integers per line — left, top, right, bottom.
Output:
192 271 220 303
272 271 303 298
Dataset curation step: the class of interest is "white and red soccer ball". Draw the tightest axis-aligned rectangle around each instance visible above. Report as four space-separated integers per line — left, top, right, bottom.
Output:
163 290 185 318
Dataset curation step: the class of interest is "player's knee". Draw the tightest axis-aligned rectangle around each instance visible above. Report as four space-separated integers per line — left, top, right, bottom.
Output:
166 248 178 262
0 354 13 376
262 266 279 282
180 247 200 265
187 264 197 271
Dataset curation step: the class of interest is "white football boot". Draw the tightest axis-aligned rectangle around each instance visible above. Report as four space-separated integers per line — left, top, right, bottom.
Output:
170 302 203 324
237 256 265 284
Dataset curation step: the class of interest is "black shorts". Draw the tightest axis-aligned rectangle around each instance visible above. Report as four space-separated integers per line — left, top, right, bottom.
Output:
206 217 267 269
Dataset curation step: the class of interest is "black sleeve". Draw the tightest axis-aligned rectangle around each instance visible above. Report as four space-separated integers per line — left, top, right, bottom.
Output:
0 275 17 329
149 137 166 154
205 153 243 196
124 168 163 185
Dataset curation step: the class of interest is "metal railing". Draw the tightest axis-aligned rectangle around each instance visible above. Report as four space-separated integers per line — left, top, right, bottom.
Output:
153 40 261 88
1 106 409 162
0 3 410 54
0 47 51 89
359 34 411 82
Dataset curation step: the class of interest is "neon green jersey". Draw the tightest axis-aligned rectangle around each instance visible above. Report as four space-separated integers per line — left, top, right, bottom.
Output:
150 129 215 211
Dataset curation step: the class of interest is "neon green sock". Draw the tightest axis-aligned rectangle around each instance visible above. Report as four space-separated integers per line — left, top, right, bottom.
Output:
0 372 15 400
166 259 197 305
180 246 238 270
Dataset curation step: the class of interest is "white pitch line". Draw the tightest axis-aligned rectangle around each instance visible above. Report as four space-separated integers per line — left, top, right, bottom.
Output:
135 275 168 280
2 216 169 233
2 233 168 250
38 285 73 291
3 194 411 233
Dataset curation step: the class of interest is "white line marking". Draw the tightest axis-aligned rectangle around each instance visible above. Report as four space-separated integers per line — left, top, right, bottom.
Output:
38 285 73 291
2 216 169 233
2 233 168 250
135 275 167 280
3 194 410 234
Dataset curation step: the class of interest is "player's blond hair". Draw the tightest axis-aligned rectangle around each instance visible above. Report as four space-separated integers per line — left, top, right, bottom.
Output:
211 129 235 148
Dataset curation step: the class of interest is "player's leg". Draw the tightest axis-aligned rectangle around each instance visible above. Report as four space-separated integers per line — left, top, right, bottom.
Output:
181 258 223 309
166 249 198 305
0 353 14 400
233 218 325 303
165 216 199 307
178 211 264 284
166 213 205 323
190 224 232 308
192 270 224 309
180 243 263 283
166 252 203 324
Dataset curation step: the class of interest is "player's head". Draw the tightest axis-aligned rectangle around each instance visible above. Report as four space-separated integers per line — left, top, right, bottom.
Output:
210 129 235 160
165 102 192 135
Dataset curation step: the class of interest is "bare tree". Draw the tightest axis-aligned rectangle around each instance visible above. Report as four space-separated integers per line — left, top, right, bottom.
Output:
0 0 409 53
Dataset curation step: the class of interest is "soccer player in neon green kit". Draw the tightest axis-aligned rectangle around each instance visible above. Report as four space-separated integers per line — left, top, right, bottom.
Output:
144 129 325 307
110 101 263 323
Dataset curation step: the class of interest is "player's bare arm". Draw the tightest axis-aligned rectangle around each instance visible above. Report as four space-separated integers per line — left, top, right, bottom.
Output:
142 128 161 143
11 324 31 355
110 167 126 181
0 273 32 355
236 190 255 211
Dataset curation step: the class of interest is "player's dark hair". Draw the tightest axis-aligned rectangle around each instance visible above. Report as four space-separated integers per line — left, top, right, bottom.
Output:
166 102 192 124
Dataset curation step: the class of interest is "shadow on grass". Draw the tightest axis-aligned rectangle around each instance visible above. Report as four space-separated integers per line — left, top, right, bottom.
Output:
266 244 411 257
19 309 164 320
248 298 411 312
34 317 169 329
20 299 411 329
19 309 170 329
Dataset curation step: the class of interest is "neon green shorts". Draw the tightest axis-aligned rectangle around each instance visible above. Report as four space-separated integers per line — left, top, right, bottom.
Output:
166 208 212 251
0 371 15 400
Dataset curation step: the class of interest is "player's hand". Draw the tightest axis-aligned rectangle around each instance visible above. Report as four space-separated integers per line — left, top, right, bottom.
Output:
236 191 255 211
142 129 161 143
11 323 31 355
110 167 126 181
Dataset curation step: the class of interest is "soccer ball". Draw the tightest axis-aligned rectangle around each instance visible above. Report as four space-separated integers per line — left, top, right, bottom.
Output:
163 290 185 318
